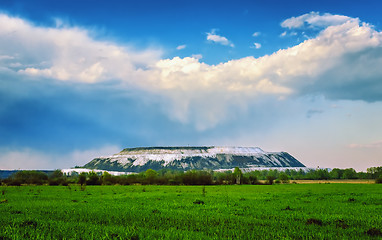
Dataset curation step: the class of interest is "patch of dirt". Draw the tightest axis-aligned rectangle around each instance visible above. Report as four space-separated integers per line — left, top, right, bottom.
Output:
306 218 323 226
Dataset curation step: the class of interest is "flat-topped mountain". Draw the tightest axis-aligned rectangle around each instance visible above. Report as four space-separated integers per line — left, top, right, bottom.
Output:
83 146 305 172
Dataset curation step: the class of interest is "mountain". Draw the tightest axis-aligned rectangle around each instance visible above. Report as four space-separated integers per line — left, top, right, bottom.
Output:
83 146 305 172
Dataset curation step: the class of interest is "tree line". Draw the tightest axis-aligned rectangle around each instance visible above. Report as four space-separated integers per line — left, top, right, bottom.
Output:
1 167 382 186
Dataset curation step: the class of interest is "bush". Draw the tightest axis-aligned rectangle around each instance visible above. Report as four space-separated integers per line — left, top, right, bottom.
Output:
8 171 48 185
279 173 290 183
87 171 101 185
48 170 67 186
248 174 258 185
183 170 213 185
78 172 87 186
376 175 382 184
101 172 115 185
145 169 158 185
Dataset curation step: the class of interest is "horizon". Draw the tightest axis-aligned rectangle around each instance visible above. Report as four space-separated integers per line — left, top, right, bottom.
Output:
0 0 382 171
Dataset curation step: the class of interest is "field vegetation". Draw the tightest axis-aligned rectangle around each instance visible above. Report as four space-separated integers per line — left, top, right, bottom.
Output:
1 167 382 186
0 184 381 239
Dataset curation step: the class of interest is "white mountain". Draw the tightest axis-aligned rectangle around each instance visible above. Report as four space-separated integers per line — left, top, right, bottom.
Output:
83 146 305 172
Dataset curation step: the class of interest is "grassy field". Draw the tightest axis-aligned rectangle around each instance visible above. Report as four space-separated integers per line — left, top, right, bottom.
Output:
1 184 381 239
292 179 376 184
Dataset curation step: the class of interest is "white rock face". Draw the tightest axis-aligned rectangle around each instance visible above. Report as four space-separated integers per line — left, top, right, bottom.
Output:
109 147 266 166
84 146 305 172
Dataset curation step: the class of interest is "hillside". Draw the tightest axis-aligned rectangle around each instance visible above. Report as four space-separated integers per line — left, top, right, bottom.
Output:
83 146 305 172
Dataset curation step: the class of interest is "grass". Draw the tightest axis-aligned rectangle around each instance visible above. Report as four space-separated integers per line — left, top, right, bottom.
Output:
0 184 381 239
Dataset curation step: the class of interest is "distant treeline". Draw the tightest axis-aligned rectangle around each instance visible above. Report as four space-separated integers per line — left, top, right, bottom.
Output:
1 167 382 186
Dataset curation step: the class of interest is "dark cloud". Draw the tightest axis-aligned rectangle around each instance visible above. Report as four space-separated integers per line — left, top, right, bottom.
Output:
303 47 382 102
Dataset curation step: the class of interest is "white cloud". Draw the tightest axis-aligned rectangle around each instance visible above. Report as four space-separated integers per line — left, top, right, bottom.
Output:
253 43 262 49
206 29 234 47
281 11 356 29
280 31 297 37
0 14 162 83
252 32 260 37
191 54 203 59
176 44 186 50
1 13 382 130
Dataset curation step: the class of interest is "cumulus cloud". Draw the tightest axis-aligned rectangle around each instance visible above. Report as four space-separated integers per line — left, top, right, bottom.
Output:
1 13 382 130
0 14 162 83
206 29 234 47
281 11 355 29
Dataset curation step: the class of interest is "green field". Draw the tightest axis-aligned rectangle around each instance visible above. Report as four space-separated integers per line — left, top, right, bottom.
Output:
1 184 381 239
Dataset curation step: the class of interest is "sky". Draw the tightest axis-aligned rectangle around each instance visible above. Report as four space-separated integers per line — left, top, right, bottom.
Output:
0 0 382 171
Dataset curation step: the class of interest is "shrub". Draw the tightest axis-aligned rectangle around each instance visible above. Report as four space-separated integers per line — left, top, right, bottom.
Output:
266 175 276 185
279 173 290 183
101 172 115 185
78 172 87 186
248 175 258 185
8 171 48 185
375 175 382 184
87 171 101 185
48 170 67 186
145 169 158 185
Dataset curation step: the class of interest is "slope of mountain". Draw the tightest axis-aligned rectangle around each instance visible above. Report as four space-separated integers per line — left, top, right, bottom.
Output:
83 146 305 172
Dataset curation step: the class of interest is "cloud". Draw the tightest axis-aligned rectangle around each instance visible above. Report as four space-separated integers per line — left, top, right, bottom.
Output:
0 14 162 83
349 141 382 149
281 12 355 29
280 31 297 37
1 13 382 130
0 146 121 170
191 54 203 59
252 32 260 37
206 29 234 47
252 43 262 49
176 44 186 50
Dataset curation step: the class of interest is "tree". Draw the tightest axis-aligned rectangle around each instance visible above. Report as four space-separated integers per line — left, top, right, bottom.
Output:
11 171 48 185
330 168 344 179
101 172 114 185
342 168 357 179
48 170 67 186
376 175 382 184
315 169 330 180
87 171 101 185
78 172 87 186
266 175 276 185
145 169 158 185
233 167 243 184
367 167 382 179
279 172 289 183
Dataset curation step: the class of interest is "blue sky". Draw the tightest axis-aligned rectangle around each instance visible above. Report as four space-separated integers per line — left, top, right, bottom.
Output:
0 0 382 170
